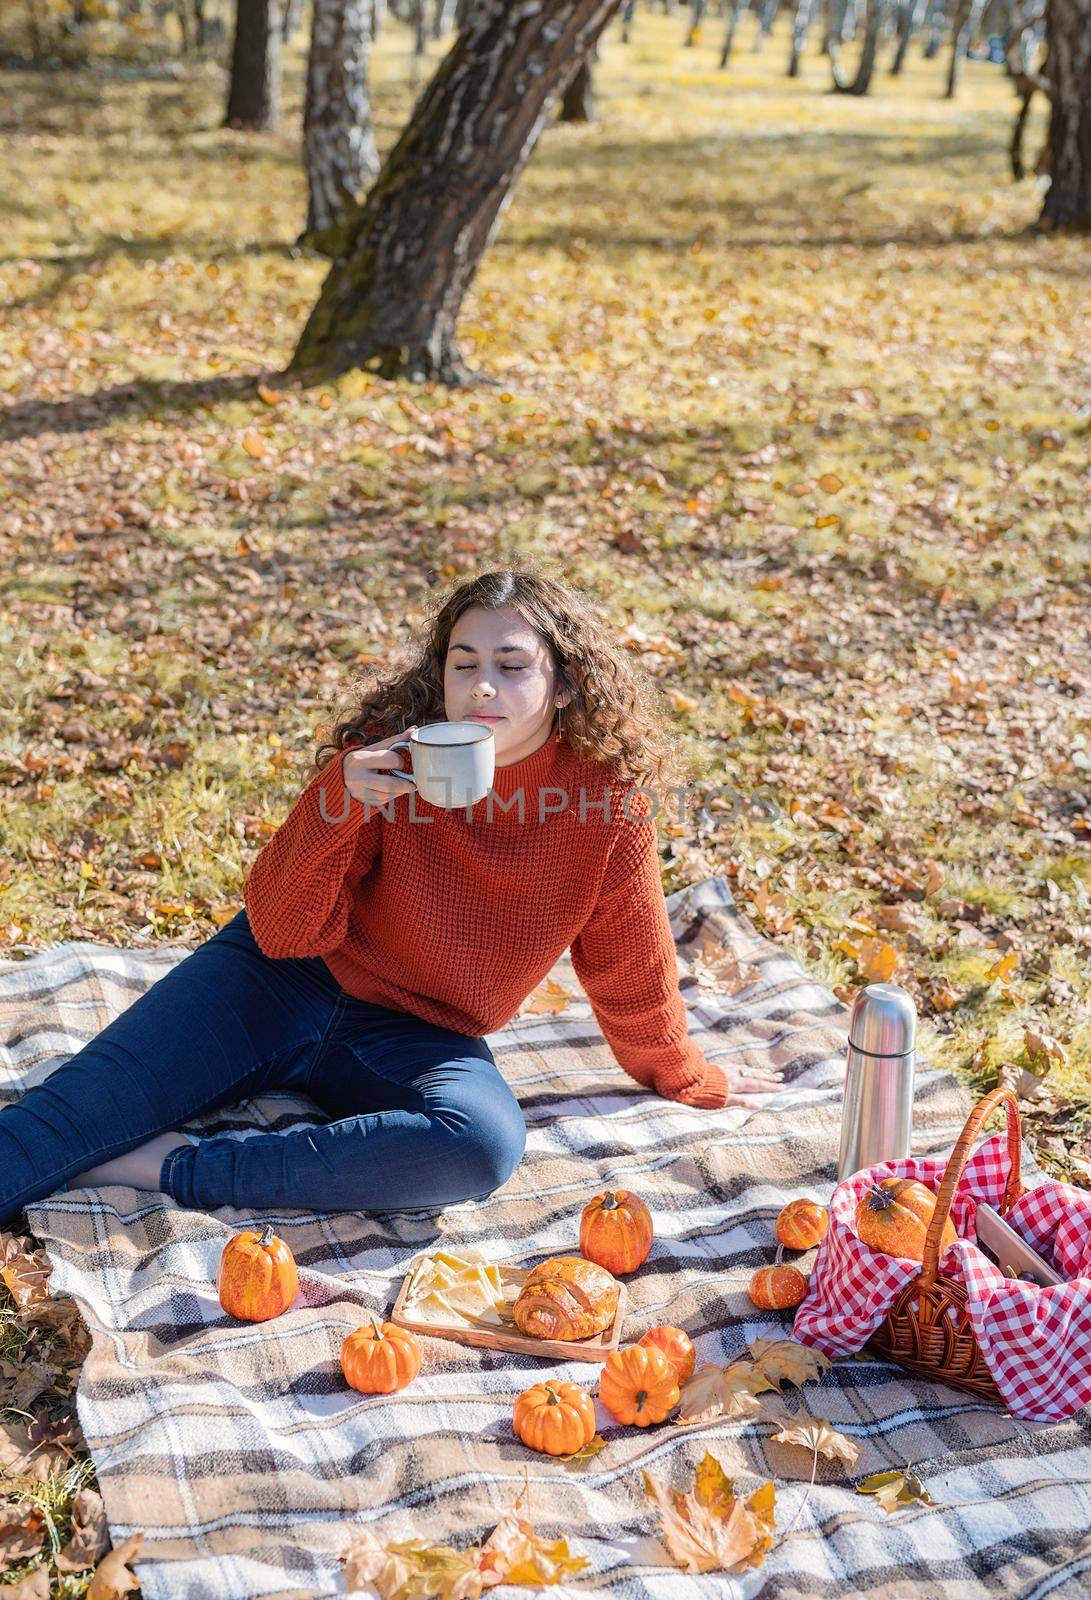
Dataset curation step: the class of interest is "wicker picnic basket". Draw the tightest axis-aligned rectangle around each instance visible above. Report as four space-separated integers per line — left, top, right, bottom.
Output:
867 1086 1024 1404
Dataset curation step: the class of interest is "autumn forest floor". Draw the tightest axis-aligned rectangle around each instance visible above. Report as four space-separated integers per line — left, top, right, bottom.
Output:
0 12 1089 1588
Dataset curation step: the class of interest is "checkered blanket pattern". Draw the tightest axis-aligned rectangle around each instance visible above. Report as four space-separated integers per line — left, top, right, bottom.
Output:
3 877 1090 1599
794 1132 1091 1422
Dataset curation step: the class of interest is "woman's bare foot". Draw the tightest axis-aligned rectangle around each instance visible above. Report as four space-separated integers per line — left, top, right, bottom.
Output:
70 1132 196 1192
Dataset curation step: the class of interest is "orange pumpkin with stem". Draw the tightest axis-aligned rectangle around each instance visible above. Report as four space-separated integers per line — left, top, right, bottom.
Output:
637 1325 696 1385
855 1178 956 1262
340 1318 421 1394
775 1199 829 1252
748 1264 808 1310
513 1381 596 1456
598 1343 679 1426
580 1189 654 1275
217 1224 298 1323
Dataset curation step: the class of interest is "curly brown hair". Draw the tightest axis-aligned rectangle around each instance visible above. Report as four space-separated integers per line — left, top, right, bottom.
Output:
310 560 695 794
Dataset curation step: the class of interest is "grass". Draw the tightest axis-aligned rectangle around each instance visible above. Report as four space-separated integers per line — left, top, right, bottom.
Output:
0 11 1089 1585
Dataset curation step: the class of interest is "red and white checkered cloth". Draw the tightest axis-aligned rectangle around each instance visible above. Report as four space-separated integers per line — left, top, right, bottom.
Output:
793 1131 1091 1422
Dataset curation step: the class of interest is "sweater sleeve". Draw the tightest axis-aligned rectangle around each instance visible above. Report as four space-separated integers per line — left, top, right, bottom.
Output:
242 750 382 960
569 802 729 1110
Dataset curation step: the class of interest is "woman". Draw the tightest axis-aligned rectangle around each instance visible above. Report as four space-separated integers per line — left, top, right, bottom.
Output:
0 565 779 1226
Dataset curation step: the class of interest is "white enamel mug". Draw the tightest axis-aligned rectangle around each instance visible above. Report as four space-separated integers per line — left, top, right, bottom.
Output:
386 721 496 809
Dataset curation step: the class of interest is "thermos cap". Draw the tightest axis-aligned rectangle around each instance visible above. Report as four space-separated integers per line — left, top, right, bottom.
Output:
848 982 916 1059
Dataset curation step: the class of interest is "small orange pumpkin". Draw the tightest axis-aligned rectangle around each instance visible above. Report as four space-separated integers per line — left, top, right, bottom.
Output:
513 1381 596 1456
748 1264 808 1310
637 1324 696 1385
580 1189 654 1275
598 1343 679 1427
217 1224 298 1323
340 1318 421 1394
775 1199 829 1252
855 1178 956 1262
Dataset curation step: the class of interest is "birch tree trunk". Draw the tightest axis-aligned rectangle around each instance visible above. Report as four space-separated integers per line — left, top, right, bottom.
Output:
720 0 749 63
304 0 380 242
788 0 817 71
225 0 284 129
290 0 623 382
831 0 887 87
1041 0 1091 223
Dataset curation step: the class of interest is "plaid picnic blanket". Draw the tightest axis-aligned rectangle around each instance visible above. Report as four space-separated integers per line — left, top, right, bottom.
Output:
4 876 1090 1600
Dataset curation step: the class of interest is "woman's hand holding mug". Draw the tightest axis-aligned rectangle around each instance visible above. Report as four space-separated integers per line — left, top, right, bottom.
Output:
341 722 496 811
342 729 420 807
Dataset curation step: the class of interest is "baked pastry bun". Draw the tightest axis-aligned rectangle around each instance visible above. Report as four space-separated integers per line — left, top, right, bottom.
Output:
512 1255 619 1341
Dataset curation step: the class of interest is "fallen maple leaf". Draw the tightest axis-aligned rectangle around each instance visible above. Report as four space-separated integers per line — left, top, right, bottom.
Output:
1023 1027 1068 1072
55 1487 110 1572
344 1532 480 1600
921 861 946 897
986 950 1018 983
691 946 763 995
557 1433 607 1466
675 1361 769 1426
477 1514 589 1588
523 979 571 1016
0 1503 45 1566
871 904 920 934
927 978 962 1013
87 1533 143 1599
769 1415 859 1467
746 1339 831 1390
343 1512 588 1599
855 1467 937 1514
855 937 899 983
643 1451 775 1574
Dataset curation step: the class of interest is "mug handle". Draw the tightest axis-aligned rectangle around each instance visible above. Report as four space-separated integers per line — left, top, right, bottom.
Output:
385 739 418 788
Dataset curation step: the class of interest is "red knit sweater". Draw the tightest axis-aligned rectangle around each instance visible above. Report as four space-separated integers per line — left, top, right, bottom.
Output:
242 726 728 1108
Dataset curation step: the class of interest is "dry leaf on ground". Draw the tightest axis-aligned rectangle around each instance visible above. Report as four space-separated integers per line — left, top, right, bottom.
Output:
769 1415 860 1467
3 1568 49 1599
855 1468 937 1514
558 1434 607 1466
87 1534 144 1599
0 1503 45 1567
1024 1028 1069 1072
343 1512 588 1599
523 980 571 1016
746 1339 831 1390
677 1340 830 1426
675 1362 769 1426
0 1420 76 1482
55 1487 111 1572
643 1450 775 1574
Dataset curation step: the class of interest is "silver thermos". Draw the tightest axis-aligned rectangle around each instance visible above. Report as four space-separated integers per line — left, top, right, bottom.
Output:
837 983 917 1180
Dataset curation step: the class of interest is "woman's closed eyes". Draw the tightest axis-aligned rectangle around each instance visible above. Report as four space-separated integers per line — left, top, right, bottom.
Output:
454 664 525 672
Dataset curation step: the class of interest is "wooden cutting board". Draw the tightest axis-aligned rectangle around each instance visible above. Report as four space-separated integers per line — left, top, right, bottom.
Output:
389 1259 627 1363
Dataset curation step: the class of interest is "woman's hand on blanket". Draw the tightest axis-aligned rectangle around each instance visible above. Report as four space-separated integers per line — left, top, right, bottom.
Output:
665 1059 783 1108
342 729 420 806
722 1062 783 1098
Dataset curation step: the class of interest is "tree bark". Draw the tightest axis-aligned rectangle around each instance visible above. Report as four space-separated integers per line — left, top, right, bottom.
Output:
946 0 985 95
789 0 817 71
831 0 888 87
1041 0 1091 223
290 0 623 382
560 54 597 117
889 0 926 69
720 0 748 63
225 0 284 130
304 0 380 242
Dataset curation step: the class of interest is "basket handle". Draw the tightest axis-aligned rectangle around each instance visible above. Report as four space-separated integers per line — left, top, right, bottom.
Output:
919 1085 1024 1289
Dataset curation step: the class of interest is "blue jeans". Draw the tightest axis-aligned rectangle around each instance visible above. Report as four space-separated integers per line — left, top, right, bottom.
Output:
0 909 526 1225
